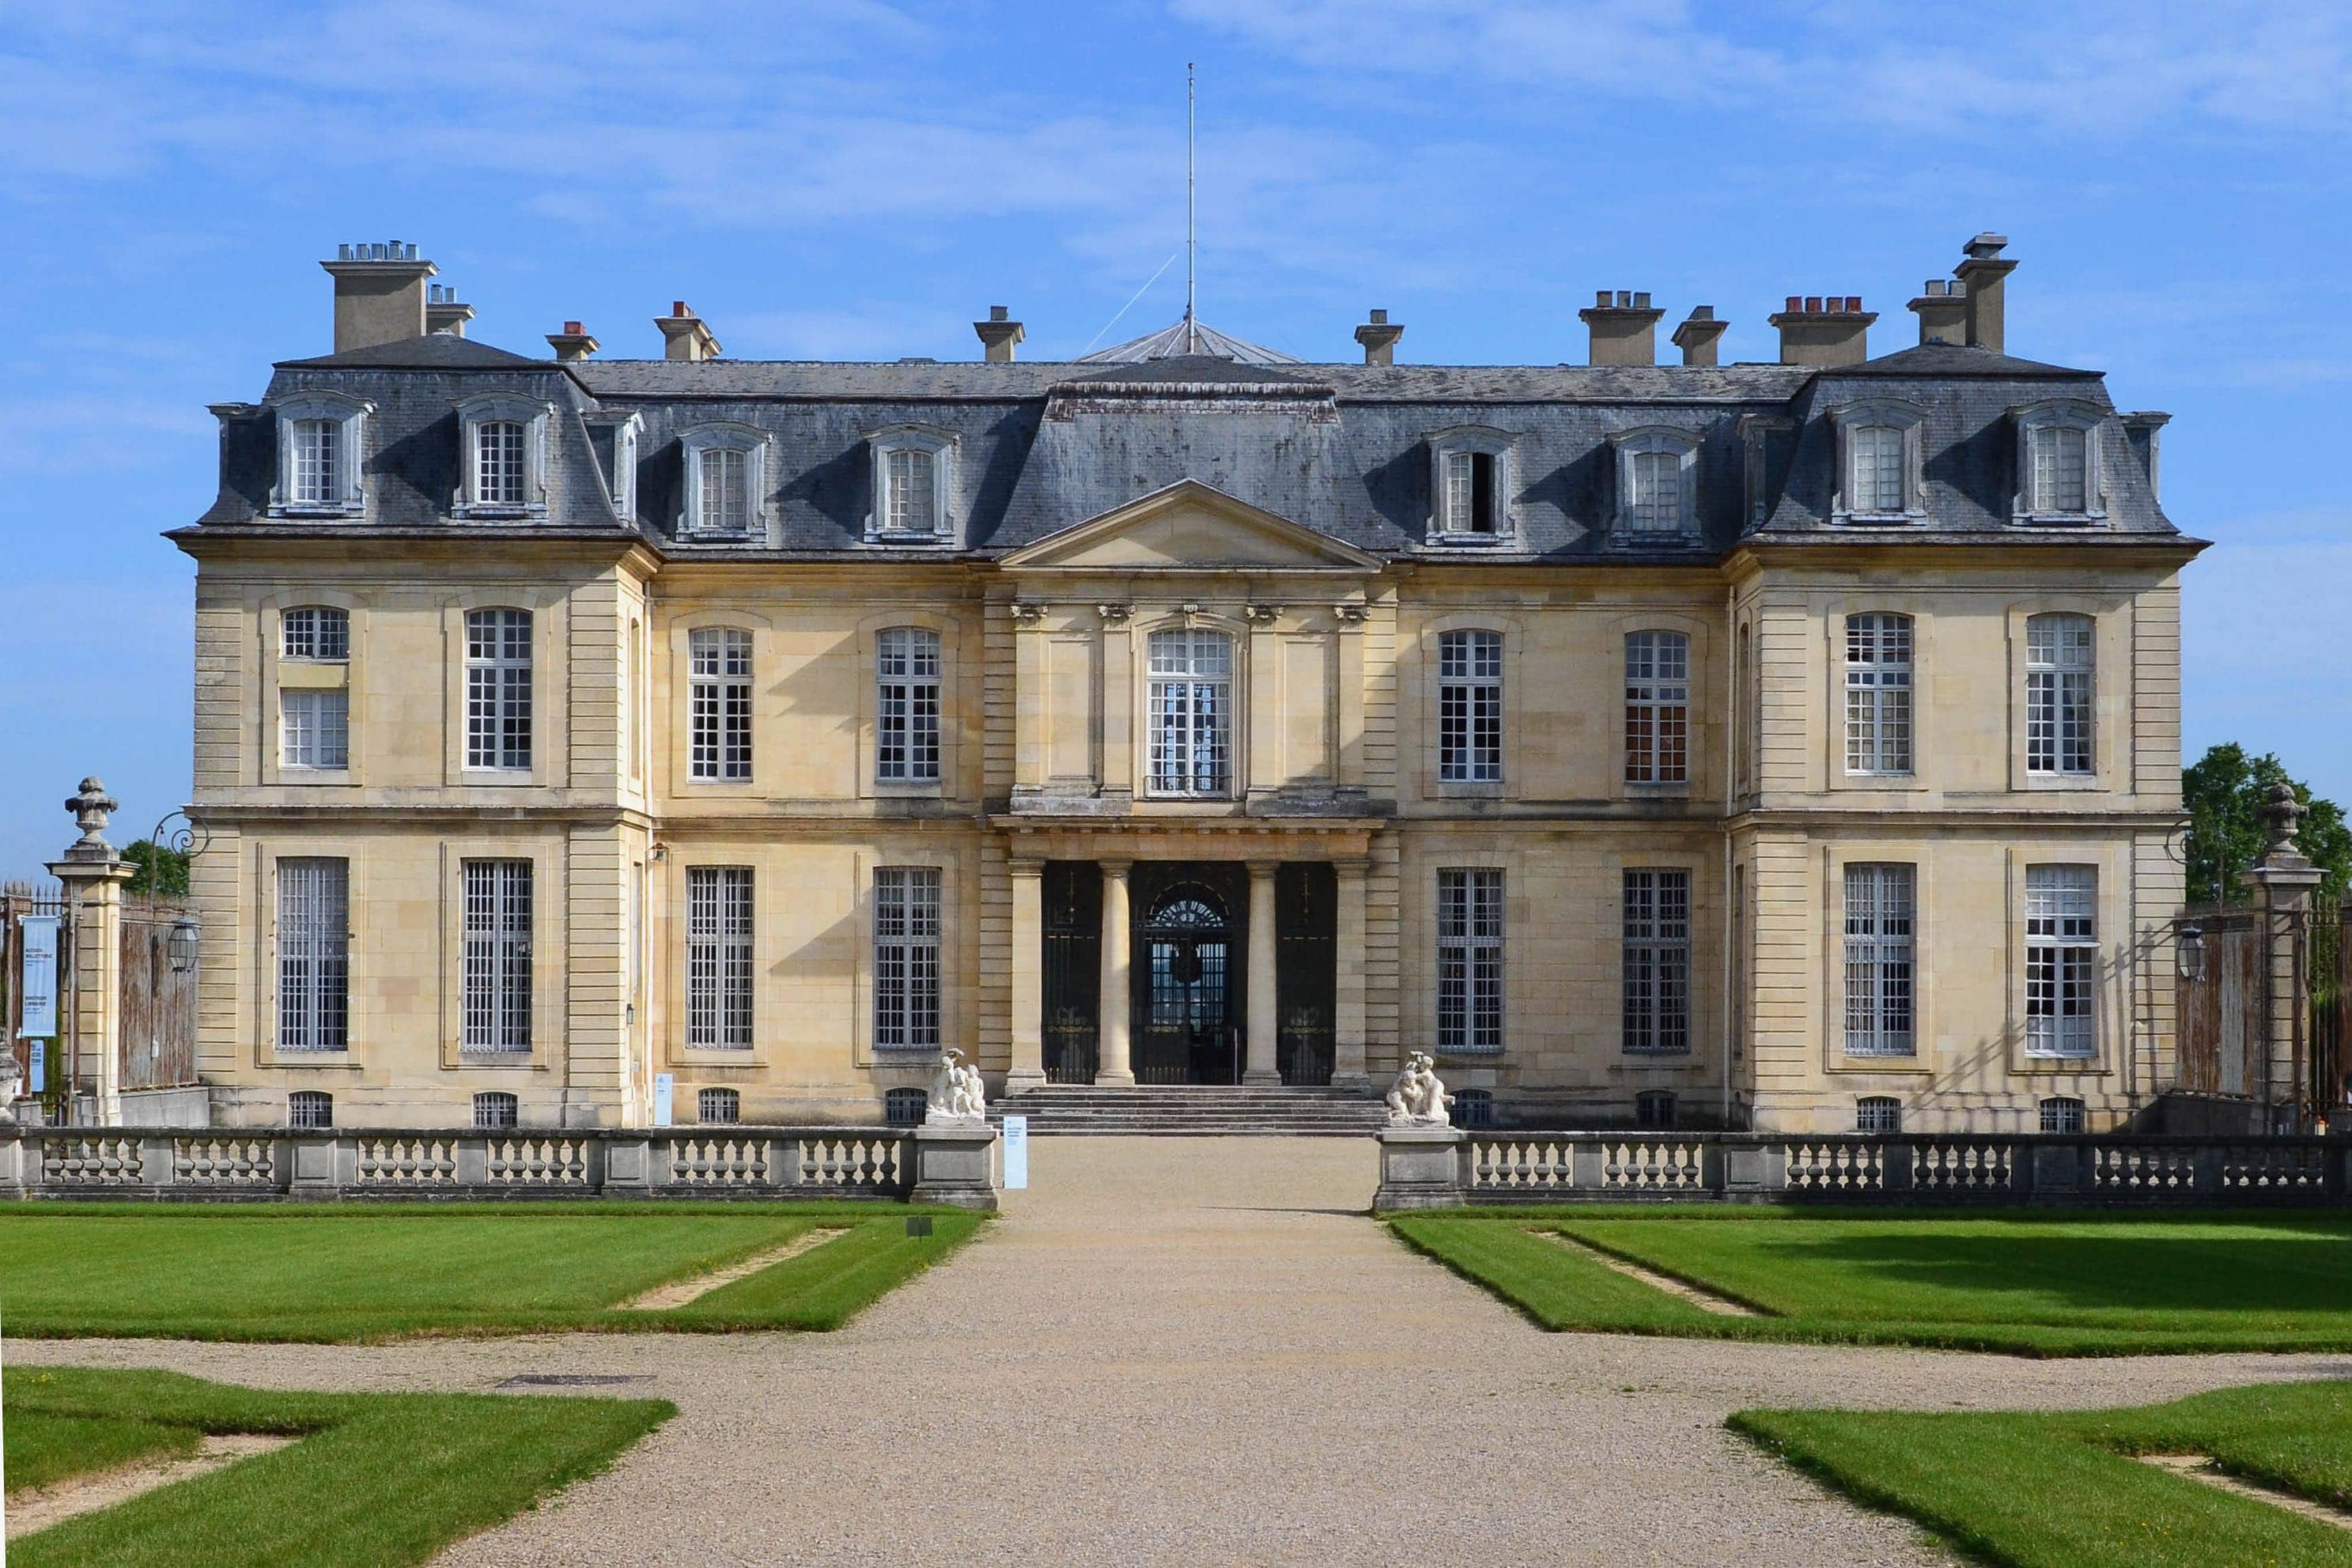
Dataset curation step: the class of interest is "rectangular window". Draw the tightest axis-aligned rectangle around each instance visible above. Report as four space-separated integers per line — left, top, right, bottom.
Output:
2025 613 2094 776
288 1090 333 1129
1624 631 1689 785
686 867 754 1049
277 857 348 1052
688 627 754 782
464 608 532 771
475 420 527 507
698 1086 741 1124
1147 629 1233 796
1437 629 1503 784
1843 864 1915 1056
1622 868 1691 1055
876 627 943 783
1628 449 1682 534
281 606 350 662
1441 449 1497 535
460 859 532 1052
474 1091 519 1130
1844 613 1913 775
1856 1095 1902 1134
1435 868 1504 1055
2030 424 2088 513
885 447 936 534
291 418 340 505
2040 1096 2086 1134
2025 865 2097 1058
1849 425 1905 514
874 866 942 1052
698 447 749 534
280 689 349 769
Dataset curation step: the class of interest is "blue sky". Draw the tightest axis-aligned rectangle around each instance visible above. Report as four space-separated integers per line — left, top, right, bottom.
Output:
1 0 2346 870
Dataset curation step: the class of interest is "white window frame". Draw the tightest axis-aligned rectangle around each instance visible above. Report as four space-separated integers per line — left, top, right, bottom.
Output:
452 393 553 519
866 425 957 542
2011 401 2107 524
1856 1095 1903 1134
1624 630 1690 786
1425 425 1515 543
1436 629 1503 784
276 857 349 1052
2025 864 2098 1060
463 607 533 773
2025 613 2095 777
1621 868 1692 1056
281 606 350 663
1828 400 1928 524
873 866 943 1053
1844 613 1914 776
1146 628 1235 798
686 867 754 1050
1435 867 1505 1056
1609 427 1700 542
270 392 372 517
279 688 349 771
588 410 641 522
680 422 769 538
1843 863 1915 1056
687 627 754 783
459 858 532 1054
875 626 943 784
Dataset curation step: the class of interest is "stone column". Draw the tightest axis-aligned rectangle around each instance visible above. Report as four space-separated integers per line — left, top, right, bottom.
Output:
47 778 135 1127
2244 784 2326 1132
1006 858 1047 1091
1244 860 1281 1085
1096 862 1135 1085
1333 857 1371 1090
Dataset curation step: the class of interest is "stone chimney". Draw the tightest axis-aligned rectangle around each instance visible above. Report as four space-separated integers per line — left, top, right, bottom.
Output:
426 282 475 338
320 240 436 353
1579 289 1665 366
1768 295 1877 368
1353 308 1405 366
974 304 1025 363
546 321 599 363
655 300 720 362
1954 232 2015 353
1908 278 1968 346
1670 306 1729 368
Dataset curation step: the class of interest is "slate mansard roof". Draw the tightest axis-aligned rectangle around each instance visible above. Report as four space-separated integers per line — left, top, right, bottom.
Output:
192 327 2184 558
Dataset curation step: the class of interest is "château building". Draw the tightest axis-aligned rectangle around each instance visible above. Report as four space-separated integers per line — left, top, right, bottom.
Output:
180 235 2197 1134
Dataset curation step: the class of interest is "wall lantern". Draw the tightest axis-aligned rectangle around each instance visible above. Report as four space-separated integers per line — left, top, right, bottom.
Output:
168 915 201 976
2175 923 2206 983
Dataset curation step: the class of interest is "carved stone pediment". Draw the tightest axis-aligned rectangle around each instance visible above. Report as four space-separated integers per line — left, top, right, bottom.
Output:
999 479 1382 575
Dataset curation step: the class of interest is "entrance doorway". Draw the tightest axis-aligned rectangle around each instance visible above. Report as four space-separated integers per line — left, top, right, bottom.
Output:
1133 863 1246 1084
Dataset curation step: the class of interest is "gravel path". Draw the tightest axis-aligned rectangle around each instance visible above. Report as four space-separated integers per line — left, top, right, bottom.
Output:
12 1137 2352 1566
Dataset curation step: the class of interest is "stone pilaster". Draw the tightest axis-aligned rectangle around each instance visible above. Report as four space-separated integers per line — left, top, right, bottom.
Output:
1332 857 1371 1090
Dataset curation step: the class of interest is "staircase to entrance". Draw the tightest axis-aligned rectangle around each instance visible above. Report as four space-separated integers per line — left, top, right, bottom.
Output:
993 1085 1387 1136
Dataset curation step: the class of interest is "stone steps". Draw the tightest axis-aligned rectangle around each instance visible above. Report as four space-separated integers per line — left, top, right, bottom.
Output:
992 1086 1389 1138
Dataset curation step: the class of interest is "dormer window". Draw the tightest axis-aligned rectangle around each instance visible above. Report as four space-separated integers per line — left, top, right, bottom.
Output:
1828 400 1927 524
867 426 955 542
1609 428 1700 542
270 392 370 518
453 393 552 520
2012 401 2107 524
681 423 769 538
1427 426 1515 543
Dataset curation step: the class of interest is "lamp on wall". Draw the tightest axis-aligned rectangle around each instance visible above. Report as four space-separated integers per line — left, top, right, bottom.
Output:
2175 923 2206 983
147 809 212 976
167 916 200 976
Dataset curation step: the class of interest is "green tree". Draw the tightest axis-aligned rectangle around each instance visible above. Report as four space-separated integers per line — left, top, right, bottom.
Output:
2182 743 2351 907
123 841 190 898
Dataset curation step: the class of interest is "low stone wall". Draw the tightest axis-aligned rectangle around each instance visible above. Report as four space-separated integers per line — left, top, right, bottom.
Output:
1375 1128 2352 1210
0 1124 1000 1210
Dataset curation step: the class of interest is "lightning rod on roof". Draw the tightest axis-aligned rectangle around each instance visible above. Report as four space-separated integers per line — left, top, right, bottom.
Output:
1185 61 1197 354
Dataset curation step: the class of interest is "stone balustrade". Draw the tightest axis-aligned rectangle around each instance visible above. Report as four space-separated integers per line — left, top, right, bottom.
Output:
1375 1128 2351 1210
0 1124 998 1209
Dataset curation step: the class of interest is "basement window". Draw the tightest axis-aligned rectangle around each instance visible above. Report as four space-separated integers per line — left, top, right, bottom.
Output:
883 1086 928 1126
698 1087 741 1124
473 1090 520 1130
1855 1094 1902 1135
288 1090 333 1129
1453 1088 1495 1129
1634 1090 1677 1129
2039 1096 2086 1134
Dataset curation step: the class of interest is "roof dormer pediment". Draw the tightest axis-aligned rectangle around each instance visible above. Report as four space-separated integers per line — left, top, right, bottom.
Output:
998 479 1382 573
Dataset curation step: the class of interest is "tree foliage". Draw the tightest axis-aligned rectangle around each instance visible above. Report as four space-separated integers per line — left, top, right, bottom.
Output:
2183 743 2350 907
123 841 190 898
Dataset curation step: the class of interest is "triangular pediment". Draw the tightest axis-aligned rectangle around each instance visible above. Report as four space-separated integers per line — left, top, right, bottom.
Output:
1000 480 1382 572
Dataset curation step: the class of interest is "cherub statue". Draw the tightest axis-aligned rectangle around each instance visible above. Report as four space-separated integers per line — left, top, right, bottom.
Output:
927 1048 987 1124
1385 1052 1454 1127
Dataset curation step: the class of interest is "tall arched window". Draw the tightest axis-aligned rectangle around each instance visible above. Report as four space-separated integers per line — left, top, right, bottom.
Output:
1147 629 1233 797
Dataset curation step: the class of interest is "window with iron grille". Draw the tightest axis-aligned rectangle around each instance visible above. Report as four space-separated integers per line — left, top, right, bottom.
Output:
1622 868 1691 1055
883 1086 928 1126
689 627 754 781
1856 1094 1902 1134
2025 613 2094 776
698 1086 740 1124
2029 423 2089 514
1437 629 1503 784
1843 863 1915 1056
1628 448 1683 534
2025 864 2097 1058
474 1091 519 1130
1452 1088 1495 1128
876 627 943 783
461 860 532 1052
1635 1090 1677 1129
2040 1096 2086 1134
1844 614 1913 775
686 867 754 1049
464 608 533 770
1435 868 1504 1055
1848 425 1906 514
874 867 942 1052
289 418 342 505
288 1090 333 1129
1624 631 1689 784
282 606 350 662
1147 629 1232 797
475 420 527 507
884 446 939 535
697 446 751 534
280 689 349 769
277 857 348 1052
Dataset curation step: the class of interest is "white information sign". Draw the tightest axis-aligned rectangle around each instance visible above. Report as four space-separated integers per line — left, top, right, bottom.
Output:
652 1072 675 1126
28 1038 44 1094
18 915 59 1039
1001 1114 1028 1190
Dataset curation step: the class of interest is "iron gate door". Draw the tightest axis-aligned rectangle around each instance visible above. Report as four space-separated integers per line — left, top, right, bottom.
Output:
1133 866 1245 1084
1041 863 1101 1084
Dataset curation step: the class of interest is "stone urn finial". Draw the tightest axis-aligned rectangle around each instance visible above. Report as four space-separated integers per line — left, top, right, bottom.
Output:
2260 781 2307 858
64 776 119 857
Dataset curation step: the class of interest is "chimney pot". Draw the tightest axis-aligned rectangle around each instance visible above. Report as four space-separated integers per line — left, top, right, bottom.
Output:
1354 308 1405 365
1579 289 1666 365
320 239 438 352
974 306 1026 362
655 303 720 361
989 304 1009 322
1786 295 1802 312
565 320 582 335
1804 296 1823 313
1953 229 2018 353
1369 308 1387 324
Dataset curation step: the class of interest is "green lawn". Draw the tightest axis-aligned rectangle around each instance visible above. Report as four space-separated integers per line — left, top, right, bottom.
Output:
3 1366 669 1568
1390 1209 2352 1355
0 1203 983 1341
1734 1381 2352 1568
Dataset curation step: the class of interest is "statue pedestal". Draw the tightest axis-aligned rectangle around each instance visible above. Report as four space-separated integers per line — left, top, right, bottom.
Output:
911 1123 1000 1211
1372 1126 1468 1211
